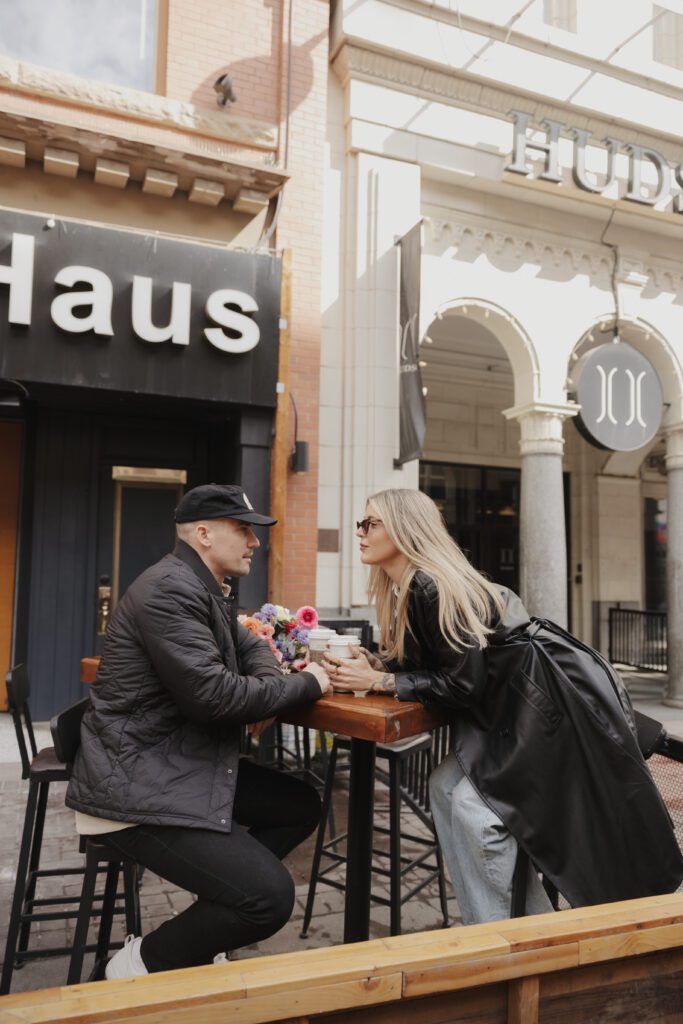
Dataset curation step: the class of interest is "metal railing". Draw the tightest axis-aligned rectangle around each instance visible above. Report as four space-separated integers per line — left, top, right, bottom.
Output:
608 608 667 673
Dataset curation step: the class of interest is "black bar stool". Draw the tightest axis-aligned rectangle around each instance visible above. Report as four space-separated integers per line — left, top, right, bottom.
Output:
1 669 119 992
49 697 142 984
301 732 450 937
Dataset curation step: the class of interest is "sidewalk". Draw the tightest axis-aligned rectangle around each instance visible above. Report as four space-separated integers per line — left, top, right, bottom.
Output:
0 670 681 995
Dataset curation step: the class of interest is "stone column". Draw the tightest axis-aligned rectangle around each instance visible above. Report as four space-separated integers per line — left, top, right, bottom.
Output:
504 403 578 627
664 424 683 707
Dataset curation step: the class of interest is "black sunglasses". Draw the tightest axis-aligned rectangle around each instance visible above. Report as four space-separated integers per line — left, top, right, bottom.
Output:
356 518 382 534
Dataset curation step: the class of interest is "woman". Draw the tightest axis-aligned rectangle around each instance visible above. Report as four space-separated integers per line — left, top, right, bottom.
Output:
323 488 683 923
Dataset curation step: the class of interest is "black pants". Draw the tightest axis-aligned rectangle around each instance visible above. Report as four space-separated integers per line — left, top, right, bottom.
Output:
101 758 321 972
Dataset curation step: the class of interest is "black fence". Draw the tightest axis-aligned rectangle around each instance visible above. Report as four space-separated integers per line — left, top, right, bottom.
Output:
608 608 667 673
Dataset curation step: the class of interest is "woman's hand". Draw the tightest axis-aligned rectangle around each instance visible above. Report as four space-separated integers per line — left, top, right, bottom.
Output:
359 646 385 671
322 646 394 694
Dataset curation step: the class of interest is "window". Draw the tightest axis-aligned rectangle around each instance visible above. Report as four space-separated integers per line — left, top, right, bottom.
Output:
0 0 159 92
543 0 577 32
653 5 683 70
643 497 667 611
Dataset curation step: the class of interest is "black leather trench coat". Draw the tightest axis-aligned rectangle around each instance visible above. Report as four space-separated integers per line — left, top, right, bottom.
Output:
392 573 683 908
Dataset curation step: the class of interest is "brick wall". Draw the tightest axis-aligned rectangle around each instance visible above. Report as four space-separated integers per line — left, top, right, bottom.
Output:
165 0 283 121
275 0 328 609
166 1 329 609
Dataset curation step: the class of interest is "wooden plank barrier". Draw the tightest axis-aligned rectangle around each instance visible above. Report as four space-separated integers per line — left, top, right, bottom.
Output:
1 894 683 1024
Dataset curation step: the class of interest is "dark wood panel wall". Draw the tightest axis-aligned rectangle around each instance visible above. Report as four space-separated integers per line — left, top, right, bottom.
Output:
22 402 267 720
26 408 98 720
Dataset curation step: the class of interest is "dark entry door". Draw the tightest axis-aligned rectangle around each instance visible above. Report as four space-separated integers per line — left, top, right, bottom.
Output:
94 467 187 652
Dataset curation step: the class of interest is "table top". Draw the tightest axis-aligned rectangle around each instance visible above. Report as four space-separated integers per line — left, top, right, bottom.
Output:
80 658 445 744
279 691 445 743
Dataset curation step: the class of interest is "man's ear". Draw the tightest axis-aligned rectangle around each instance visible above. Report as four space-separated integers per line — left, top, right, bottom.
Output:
196 522 211 548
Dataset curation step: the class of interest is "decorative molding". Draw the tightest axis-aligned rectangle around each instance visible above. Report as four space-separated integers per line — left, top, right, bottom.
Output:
425 218 613 282
424 217 683 294
665 424 683 472
0 56 278 150
503 401 579 456
333 43 683 167
0 136 25 167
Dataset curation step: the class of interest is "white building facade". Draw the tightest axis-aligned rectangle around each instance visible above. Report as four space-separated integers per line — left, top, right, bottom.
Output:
318 0 683 704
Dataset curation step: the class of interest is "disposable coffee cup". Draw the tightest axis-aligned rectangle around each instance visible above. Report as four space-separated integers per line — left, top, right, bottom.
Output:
327 635 364 694
327 635 361 660
307 627 336 665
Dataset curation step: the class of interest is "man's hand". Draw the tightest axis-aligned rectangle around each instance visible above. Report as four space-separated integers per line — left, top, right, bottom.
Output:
304 661 332 696
247 717 276 738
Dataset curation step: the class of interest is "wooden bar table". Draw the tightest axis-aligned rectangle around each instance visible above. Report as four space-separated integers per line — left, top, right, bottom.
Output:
279 692 446 944
80 659 445 944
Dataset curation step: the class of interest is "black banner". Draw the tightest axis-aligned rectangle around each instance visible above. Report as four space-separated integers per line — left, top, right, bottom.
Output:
396 221 425 465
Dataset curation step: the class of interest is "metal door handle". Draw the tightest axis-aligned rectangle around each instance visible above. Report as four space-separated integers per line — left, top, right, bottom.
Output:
97 576 112 635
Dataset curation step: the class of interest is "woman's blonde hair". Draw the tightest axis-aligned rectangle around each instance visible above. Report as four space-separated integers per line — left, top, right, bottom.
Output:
366 488 505 664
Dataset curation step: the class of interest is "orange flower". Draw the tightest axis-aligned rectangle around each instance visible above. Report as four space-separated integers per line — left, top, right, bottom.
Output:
239 616 263 636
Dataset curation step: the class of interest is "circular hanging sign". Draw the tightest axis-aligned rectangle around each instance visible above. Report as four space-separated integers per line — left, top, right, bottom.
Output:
573 341 663 451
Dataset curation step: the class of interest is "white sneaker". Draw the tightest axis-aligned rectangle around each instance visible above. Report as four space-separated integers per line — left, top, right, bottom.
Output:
213 951 236 964
105 935 148 980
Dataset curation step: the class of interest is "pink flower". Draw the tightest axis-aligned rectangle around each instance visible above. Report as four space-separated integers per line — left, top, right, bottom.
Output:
258 623 275 639
295 605 318 629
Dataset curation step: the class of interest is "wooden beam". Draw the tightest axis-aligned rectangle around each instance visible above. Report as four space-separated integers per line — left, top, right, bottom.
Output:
3 895 683 1024
507 976 538 1024
268 248 291 602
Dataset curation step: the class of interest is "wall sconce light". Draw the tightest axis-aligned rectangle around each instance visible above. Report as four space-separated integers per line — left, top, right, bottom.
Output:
291 440 309 474
0 378 28 407
214 73 238 107
289 392 309 474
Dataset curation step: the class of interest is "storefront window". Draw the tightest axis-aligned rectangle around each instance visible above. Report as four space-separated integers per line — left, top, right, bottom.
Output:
653 6 683 71
0 0 158 92
420 462 520 591
543 0 577 32
644 497 667 611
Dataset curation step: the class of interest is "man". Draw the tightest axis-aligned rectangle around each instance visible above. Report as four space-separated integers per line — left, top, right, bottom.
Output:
66 483 331 978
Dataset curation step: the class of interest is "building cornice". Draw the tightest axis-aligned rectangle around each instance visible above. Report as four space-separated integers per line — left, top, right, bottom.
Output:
424 215 683 296
333 43 683 166
0 58 287 212
0 57 278 150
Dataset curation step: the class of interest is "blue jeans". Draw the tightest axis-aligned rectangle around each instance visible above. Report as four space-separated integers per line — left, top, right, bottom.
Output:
429 753 554 924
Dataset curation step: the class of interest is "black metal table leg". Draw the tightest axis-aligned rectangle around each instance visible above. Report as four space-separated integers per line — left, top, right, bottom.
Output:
343 737 376 943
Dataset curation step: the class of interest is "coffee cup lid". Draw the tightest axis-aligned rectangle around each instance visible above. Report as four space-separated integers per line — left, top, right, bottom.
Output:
328 635 361 646
308 627 335 639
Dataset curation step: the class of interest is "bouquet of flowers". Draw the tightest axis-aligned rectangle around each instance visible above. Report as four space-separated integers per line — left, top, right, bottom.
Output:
238 603 318 671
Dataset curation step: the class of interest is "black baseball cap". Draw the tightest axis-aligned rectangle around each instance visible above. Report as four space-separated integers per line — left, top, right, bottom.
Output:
174 484 277 526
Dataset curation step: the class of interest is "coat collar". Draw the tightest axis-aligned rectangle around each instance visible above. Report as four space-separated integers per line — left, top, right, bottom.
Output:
173 540 231 599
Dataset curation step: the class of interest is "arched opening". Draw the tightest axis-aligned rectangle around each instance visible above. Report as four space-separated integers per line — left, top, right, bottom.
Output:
418 305 523 593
